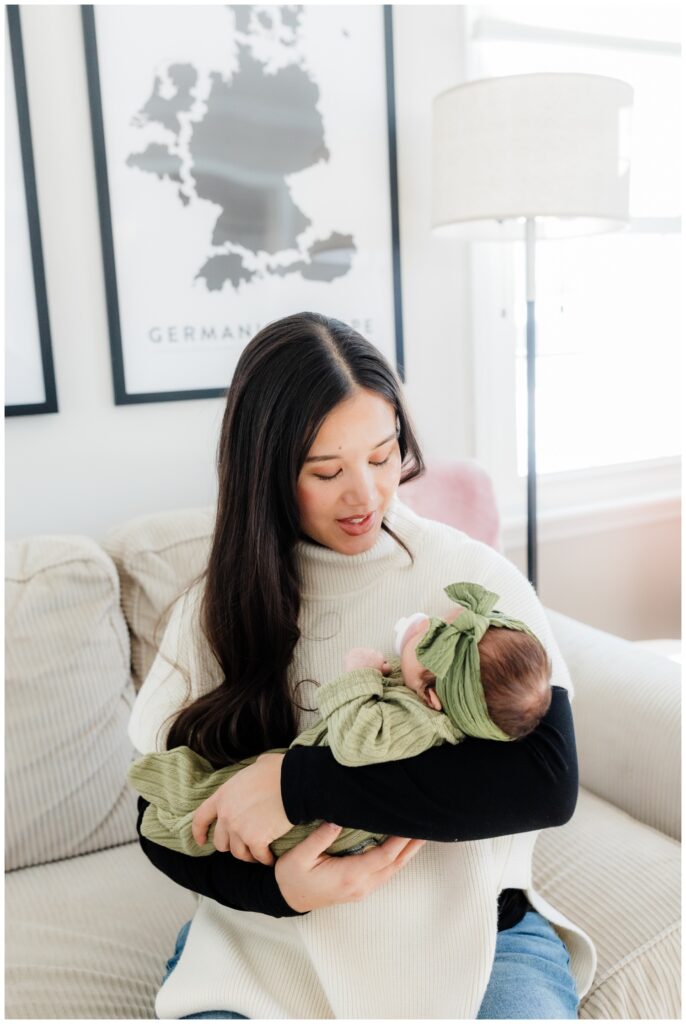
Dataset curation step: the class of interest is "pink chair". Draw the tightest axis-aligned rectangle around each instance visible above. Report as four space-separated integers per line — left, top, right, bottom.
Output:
399 458 501 551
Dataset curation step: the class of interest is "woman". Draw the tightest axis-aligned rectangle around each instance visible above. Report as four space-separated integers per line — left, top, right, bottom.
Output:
129 312 594 1019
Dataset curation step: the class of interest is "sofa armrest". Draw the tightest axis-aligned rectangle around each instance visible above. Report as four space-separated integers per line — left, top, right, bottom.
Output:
546 609 680 841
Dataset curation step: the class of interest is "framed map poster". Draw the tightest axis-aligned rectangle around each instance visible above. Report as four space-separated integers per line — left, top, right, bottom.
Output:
6 5 58 416
82 4 404 405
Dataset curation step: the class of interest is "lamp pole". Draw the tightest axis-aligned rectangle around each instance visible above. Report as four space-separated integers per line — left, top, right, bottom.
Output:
525 217 538 591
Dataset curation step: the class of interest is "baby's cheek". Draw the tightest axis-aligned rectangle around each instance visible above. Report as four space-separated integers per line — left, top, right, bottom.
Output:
403 671 422 694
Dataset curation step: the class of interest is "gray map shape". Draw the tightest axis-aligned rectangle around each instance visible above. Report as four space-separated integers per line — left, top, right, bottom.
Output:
233 6 253 33
125 5 356 292
130 63 197 135
126 143 183 186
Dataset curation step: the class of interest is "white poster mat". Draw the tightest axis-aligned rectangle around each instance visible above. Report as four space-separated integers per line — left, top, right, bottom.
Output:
93 5 397 396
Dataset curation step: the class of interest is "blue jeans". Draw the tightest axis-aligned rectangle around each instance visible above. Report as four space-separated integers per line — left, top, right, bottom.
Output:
476 911 579 1019
161 909 578 1019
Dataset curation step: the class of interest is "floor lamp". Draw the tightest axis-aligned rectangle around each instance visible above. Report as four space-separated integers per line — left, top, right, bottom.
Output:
431 73 633 590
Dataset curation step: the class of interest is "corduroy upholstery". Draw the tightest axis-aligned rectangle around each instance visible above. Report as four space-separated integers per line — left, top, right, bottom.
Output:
5 787 679 1020
5 537 138 871
4 461 681 1019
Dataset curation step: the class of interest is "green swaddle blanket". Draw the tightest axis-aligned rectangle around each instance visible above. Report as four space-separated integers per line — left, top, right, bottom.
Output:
129 744 384 858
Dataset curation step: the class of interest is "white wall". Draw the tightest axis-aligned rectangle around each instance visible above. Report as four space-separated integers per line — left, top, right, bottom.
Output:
505 504 682 641
6 6 680 641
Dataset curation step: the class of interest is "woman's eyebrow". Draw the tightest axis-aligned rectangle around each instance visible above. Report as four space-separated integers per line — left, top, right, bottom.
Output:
305 432 397 463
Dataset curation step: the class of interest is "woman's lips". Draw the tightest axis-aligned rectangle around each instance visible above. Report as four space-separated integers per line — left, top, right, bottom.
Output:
336 511 376 536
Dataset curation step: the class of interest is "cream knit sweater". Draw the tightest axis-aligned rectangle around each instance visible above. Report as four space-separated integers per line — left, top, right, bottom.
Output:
128 500 596 1019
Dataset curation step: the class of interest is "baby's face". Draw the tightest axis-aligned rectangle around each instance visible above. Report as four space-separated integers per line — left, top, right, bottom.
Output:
400 618 441 710
400 606 465 711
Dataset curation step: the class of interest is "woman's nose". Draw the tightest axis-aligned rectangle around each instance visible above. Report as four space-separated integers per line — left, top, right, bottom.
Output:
342 467 378 507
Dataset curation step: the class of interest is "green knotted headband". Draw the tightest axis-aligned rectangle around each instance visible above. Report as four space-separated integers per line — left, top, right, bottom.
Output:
415 581 541 742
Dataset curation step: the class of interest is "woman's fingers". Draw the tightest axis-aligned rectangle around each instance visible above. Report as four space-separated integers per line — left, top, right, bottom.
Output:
191 794 218 846
246 842 276 867
358 835 425 874
229 837 260 864
344 838 426 901
330 836 426 905
211 819 231 853
375 837 426 875
304 821 343 859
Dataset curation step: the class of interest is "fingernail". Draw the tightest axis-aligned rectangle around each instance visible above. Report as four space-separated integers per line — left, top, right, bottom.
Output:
326 822 342 830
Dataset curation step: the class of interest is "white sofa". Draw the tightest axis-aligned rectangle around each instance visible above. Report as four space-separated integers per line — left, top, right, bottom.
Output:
5 503 681 1019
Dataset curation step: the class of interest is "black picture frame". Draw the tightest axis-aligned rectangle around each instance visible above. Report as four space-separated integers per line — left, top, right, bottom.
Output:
6 4 58 417
82 4 405 406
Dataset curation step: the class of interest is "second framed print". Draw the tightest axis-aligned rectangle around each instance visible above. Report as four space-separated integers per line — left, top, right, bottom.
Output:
82 4 404 405
6 5 58 416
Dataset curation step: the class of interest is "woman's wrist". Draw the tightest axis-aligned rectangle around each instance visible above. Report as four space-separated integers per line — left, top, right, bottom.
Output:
266 862 310 917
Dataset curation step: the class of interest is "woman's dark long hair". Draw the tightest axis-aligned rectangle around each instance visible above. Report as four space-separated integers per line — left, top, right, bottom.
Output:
165 312 425 766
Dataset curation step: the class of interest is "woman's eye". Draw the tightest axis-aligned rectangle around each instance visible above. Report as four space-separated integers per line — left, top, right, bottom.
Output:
314 454 391 481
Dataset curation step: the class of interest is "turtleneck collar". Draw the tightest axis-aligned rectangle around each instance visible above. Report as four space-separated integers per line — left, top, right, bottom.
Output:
295 498 425 599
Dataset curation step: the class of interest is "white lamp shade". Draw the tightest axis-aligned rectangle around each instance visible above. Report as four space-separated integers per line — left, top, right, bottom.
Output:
432 73 633 240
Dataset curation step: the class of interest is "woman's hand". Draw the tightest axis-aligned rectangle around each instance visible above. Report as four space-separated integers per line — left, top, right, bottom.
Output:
275 824 426 912
191 752 292 866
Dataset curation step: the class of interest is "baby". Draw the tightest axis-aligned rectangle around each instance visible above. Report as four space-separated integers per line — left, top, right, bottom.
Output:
348 579 552 743
129 582 552 858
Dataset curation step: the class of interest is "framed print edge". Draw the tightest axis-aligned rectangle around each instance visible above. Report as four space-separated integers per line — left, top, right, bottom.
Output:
6 4 58 417
82 5 129 407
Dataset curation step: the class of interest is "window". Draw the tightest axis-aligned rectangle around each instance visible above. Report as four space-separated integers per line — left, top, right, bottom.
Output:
464 4 680 516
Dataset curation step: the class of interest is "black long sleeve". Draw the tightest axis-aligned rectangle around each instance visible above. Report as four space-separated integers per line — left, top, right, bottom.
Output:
135 796 306 918
281 686 578 841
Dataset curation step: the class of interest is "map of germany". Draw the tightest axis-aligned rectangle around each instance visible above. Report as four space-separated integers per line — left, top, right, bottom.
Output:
125 4 356 291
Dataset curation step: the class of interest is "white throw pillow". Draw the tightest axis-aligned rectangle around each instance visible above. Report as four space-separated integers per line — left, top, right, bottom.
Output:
5 536 138 870
103 506 214 689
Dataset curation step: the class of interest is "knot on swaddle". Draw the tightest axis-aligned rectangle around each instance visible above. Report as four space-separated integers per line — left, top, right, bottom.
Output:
415 582 540 741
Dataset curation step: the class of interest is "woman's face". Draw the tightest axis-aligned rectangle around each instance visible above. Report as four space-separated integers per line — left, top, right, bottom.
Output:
296 388 402 554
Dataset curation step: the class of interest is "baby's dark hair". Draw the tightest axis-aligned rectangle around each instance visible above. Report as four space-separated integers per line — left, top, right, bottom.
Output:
478 627 552 739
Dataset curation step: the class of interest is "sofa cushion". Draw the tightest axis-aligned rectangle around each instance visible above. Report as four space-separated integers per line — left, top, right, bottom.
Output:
534 788 681 1020
548 608 681 841
102 506 214 689
4 788 679 1020
5 841 197 1019
5 536 138 871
